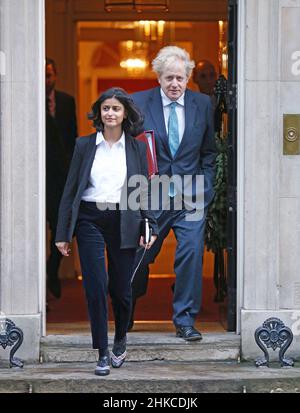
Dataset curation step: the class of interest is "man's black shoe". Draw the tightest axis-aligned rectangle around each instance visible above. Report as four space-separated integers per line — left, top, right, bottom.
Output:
47 277 61 299
95 352 110 376
176 326 202 342
111 336 127 368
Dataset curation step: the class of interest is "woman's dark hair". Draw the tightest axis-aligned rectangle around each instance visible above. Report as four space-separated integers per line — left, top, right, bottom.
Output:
87 87 144 136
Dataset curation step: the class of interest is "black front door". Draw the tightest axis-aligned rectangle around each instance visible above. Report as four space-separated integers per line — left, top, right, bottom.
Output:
227 0 238 331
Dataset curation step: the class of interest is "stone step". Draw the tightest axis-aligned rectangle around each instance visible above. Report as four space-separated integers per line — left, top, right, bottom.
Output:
40 332 240 363
0 360 300 393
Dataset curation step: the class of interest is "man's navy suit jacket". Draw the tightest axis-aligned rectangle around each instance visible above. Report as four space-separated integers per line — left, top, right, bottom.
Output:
54 90 78 164
131 87 217 209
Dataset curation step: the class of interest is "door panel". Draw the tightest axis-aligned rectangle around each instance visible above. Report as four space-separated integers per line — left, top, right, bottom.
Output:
227 0 238 331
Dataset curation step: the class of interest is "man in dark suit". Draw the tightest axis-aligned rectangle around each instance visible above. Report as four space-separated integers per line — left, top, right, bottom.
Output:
46 57 78 298
46 110 68 300
193 59 218 117
46 57 78 166
130 46 217 341
193 60 217 97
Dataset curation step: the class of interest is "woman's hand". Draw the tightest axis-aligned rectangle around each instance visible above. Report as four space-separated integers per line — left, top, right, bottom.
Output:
55 242 71 256
139 234 157 250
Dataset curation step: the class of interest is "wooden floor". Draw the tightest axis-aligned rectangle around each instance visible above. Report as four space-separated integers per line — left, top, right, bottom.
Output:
47 274 226 321
46 272 228 337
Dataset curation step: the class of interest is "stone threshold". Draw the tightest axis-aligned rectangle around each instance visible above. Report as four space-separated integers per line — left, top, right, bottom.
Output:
40 332 240 363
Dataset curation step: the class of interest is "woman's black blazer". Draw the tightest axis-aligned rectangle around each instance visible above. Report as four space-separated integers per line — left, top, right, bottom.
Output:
55 132 158 249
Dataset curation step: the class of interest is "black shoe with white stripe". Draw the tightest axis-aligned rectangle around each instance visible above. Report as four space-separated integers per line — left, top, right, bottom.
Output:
111 336 127 368
95 351 110 376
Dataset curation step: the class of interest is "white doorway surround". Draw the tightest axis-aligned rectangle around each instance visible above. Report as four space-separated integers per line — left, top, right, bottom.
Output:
0 0 46 362
238 0 300 360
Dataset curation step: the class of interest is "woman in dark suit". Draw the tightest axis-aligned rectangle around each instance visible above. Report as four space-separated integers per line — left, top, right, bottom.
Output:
55 87 158 376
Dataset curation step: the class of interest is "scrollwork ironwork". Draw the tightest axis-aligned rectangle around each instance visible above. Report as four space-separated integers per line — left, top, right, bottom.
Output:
254 317 294 368
0 318 24 368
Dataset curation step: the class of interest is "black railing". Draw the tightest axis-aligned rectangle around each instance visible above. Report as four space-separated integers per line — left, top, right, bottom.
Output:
0 318 24 368
255 318 294 367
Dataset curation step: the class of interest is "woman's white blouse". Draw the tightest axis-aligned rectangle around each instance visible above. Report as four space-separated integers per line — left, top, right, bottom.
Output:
81 131 127 203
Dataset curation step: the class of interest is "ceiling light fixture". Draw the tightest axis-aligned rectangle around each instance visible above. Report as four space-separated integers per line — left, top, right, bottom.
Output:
104 0 169 13
119 41 149 75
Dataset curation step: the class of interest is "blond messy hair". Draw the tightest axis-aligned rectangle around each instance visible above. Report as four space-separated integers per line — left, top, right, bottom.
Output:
152 46 195 79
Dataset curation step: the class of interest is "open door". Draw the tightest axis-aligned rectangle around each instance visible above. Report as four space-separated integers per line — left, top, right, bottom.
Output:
227 0 238 331
45 0 232 331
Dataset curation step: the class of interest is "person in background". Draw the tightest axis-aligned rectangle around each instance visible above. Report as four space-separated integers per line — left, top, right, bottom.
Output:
46 57 78 165
193 59 217 98
55 87 158 376
45 107 68 307
130 46 217 341
45 57 78 299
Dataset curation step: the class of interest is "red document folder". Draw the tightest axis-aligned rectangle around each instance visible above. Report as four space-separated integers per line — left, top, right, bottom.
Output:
135 130 158 178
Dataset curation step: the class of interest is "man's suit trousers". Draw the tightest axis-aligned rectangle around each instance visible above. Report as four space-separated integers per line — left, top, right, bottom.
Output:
132 206 206 327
